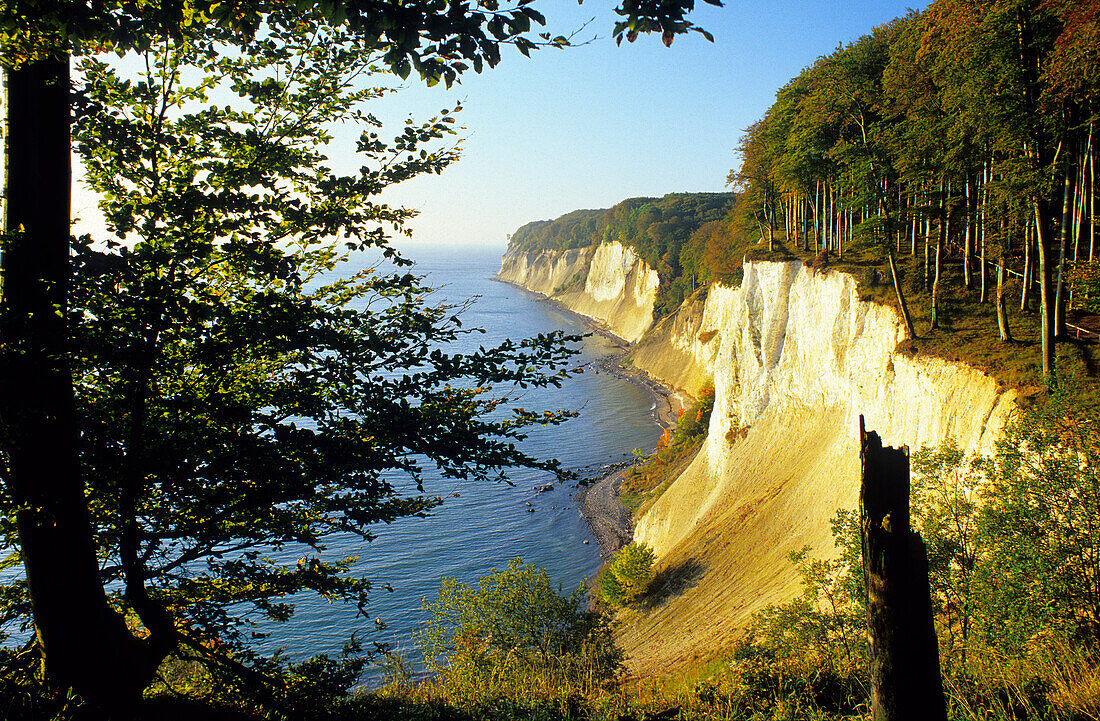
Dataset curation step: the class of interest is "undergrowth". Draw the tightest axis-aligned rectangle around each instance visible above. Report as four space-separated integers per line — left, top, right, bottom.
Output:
620 386 714 515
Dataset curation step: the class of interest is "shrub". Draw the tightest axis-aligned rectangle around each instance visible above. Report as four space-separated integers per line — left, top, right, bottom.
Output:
976 401 1100 650
745 510 866 670
597 543 655 607
620 385 714 512
671 386 715 445
419 559 622 687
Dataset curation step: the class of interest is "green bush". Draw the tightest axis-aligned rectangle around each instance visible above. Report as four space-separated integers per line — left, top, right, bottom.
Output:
597 543 655 607
419 559 622 689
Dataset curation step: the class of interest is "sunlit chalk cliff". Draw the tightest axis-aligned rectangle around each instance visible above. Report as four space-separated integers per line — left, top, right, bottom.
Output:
498 242 659 343
500 244 1016 673
620 260 1016 673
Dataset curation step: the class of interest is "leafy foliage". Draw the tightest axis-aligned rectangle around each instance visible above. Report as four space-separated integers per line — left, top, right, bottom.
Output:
911 439 987 659
1 1 720 78
596 543 655 607
621 386 714 512
0 0 727 713
725 0 1100 382
0 24 588 707
420 559 622 685
744 403 1100 720
507 194 737 316
745 511 866 671
978 401 1100 649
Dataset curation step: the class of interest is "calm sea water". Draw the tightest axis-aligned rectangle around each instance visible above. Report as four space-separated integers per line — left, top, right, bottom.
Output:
260 243 661 679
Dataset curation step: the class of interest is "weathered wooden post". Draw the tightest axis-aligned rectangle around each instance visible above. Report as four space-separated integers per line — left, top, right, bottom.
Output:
859 416 947 721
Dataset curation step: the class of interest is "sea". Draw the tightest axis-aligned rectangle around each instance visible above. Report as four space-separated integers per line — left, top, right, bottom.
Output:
258 243 663 681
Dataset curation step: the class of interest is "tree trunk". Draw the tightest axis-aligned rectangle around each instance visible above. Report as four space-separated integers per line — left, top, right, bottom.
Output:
997 260 1013 342
1021 218 1032 312
1055 165 1071 338
815 180 822 254
930 180 945 330
923 191 931 294
963 175 972 289
980 162 989 303
1036 197 1056 384
0 56 161 714
1018 10 1056 386
860 417 947 721
803 194 810 251
767 196 775 252
910 194 917 256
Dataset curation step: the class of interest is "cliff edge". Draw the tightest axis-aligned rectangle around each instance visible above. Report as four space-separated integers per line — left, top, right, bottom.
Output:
499 242 1016 676
498 242 659 343
620 260 1016 673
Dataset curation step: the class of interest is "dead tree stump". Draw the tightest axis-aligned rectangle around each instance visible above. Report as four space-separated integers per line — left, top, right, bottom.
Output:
859 416 946 721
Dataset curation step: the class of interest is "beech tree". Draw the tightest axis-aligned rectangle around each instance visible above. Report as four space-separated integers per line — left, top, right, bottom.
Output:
728 0 1099 385
4 16 590 716
0 0 722 714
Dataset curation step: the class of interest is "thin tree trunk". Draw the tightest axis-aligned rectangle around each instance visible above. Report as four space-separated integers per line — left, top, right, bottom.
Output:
803 194 810 251
931 179 946 330
923 191 931 293
839 199 846 260
1075 127 1089 263
980 162 989 303
1055 165 1072 338
963 174 972 289
1021 218 1033 312
0 56 161 713
1036 196 1056 382
815 181 821 253
910 193 917 256
881 194 917 340
997 259 1013 342
1018 10 1056 385
888 248 917 340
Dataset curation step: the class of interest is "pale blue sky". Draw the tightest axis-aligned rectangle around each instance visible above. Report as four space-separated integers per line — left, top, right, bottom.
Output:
72 2 927 248
368 1 927 248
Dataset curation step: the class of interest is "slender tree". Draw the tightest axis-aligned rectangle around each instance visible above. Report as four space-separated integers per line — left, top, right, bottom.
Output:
0 0 722 711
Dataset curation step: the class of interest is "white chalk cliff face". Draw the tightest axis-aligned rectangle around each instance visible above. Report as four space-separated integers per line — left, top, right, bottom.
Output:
498 242 659 343
618 261 1016 673
499 246 1017 672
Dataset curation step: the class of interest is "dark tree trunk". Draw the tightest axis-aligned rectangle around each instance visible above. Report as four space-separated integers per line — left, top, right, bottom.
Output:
996 260 1013 342
0 57 161 714
860 417 946 721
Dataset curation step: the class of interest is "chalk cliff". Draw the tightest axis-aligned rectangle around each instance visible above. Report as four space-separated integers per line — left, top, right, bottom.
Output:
498 242 659 343
500 243 1015 673
621 261 1015 672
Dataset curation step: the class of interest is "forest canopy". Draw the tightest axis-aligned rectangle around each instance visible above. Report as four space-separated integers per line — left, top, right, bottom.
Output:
507 192 737 314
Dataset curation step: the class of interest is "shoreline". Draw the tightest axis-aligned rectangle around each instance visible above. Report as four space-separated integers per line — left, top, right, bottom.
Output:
494 275 687 559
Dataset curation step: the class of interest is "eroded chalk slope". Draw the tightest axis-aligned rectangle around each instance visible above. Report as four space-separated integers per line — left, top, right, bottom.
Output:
621 261 1015 673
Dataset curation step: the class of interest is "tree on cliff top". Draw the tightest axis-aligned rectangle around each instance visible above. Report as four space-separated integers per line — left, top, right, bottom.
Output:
0 0 722 713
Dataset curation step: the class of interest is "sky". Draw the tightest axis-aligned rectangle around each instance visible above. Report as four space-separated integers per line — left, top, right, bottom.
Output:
72 1 929 249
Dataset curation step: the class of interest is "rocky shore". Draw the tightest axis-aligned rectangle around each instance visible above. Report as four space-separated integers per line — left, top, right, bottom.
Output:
495 277 687 560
